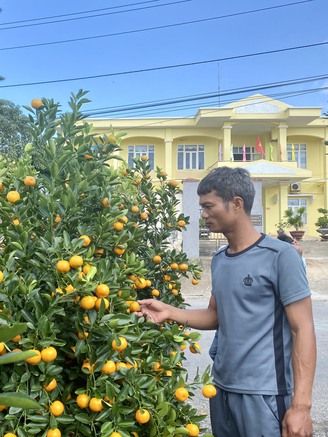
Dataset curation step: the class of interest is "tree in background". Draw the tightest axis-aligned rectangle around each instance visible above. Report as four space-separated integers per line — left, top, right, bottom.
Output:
0 99 32 160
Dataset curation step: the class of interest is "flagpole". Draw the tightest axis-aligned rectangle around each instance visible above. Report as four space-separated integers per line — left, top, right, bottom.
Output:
217 62 221 107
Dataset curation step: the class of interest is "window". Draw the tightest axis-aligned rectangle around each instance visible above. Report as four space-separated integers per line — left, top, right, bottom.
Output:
287 143 307 168
128 145 154 170
288 198 307 224
232 146 256 162
177 145 204 170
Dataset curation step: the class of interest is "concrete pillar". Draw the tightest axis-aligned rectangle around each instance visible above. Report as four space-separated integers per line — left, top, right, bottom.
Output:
251 179 263 233
182 179 200 259
277 124 288 162
164 139 173 176
278 184 289 222
222 124 232 162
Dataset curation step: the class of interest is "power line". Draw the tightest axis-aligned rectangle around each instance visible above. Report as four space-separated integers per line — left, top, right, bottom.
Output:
83 88 326 119
0 0 315 50
0 0 163 26
0 41 327 89
88 88 327 128
82 79 326 115
0 0 190 31
92 87 326 118
84 75 328 117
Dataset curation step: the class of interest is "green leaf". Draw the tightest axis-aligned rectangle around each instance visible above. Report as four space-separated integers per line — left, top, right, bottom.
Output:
0 323 27 342
24 428 42 435
116 419 135 427
174 427 190 435
0 293 10 304
20 372 31 383
56 414 76 424
150 424 158 437
21 310 36 325
86 266 97 281
75 413 90 424
158 401 170 418
37 315 52 337
167 407 177 425
173 335 184 343
0 392 40 409
100 422 114 434
26 414 49 424
17 428 29 437
63 230 71 247
0 350 38 365
76 423 92 435
189 332 201 340
11 241 23 251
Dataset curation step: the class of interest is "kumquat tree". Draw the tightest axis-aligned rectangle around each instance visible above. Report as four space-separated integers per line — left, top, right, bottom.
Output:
0 90 216 437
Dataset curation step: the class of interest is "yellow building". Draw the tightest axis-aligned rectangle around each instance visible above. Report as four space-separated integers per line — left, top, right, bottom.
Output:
90 94 328 237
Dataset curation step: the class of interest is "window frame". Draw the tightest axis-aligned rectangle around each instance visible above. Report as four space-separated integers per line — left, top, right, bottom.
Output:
232 145 256 162
287 143 307 168
287 197 308 224
177 144 205 170
128 145 154 170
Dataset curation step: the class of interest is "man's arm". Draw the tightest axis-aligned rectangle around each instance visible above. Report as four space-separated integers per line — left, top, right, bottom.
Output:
137 295 218 330
282 296 316 437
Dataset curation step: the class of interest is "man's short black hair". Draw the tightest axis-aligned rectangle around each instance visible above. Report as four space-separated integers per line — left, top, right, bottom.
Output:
197 166 255 215
277 233 294 244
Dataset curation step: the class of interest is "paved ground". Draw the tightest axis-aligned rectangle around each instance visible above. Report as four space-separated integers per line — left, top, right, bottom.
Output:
181 238 328 436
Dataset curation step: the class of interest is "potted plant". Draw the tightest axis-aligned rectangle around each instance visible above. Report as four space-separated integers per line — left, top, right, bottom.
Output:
283 207 306 240
275 220 287 237
315 208 328 240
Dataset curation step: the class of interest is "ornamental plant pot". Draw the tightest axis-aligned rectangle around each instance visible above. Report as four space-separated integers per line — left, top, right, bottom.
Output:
289 230 305 240
316 228 328 240
283 207 306 240
315 209 328 240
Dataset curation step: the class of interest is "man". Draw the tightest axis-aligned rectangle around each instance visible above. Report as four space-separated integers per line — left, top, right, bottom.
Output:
209 232 308 365
137 167 316 437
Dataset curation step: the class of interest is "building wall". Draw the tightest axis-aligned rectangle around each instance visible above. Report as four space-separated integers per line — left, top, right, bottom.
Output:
90 94 328 238
263 185 281 235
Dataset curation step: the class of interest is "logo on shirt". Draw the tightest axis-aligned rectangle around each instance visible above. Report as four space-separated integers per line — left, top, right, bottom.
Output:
243 274 253 286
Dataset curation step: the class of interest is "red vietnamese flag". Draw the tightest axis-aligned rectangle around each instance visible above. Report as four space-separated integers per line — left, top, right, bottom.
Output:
256 136 265 156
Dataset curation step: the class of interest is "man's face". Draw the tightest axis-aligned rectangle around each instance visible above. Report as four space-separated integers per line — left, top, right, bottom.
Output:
199 191 234 234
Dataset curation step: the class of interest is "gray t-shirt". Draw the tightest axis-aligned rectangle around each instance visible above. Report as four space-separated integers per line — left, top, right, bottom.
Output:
211 233 310 395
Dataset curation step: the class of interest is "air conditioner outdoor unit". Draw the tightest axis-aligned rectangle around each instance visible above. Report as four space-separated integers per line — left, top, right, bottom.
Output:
290 182 301 192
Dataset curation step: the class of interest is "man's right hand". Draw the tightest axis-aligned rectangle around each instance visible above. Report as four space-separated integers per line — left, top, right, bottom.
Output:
136 299 171 323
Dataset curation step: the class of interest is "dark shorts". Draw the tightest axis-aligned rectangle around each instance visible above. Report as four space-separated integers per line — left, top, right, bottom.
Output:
210 387 292 437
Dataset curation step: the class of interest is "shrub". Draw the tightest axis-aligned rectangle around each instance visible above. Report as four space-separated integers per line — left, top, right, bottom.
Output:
315 208 328 228
0 91 213 437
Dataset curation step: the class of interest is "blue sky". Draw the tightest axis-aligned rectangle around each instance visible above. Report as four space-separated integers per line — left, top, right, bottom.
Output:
0 0 327 117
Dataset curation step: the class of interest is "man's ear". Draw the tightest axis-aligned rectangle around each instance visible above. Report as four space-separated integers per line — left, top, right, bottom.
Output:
232 196 244 211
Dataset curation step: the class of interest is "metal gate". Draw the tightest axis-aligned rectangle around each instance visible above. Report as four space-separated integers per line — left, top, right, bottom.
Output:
199 232 227 256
